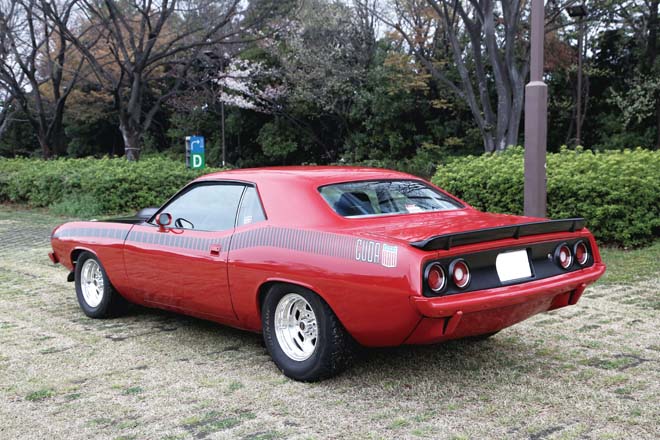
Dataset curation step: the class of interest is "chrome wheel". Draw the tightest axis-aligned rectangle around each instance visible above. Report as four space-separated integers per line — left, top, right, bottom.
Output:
80 259 104 308
274 293 318 361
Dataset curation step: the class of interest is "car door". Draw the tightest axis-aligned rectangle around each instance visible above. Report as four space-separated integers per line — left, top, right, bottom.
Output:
123 182 246 320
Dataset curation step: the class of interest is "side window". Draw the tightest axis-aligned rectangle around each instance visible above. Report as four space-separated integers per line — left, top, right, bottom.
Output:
161 184 245 231
237 187 266 226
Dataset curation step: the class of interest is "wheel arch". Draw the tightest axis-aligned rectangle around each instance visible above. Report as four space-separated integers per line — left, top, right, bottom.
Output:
256 279 337 323
71 247 97 268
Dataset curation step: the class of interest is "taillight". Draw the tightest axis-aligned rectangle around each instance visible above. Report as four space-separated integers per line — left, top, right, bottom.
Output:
574 241 589 266
426 263 446 293
555 244 573 269
449 259 471 289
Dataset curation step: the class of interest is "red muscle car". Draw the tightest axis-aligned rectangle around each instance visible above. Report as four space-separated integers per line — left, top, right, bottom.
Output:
49 167 606 381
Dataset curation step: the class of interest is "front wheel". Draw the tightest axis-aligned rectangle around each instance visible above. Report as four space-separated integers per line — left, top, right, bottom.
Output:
262 284 355 381
75 252 126 318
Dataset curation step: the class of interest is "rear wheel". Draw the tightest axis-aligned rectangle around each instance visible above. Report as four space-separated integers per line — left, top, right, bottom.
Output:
262 284 354 381
75 252 126 318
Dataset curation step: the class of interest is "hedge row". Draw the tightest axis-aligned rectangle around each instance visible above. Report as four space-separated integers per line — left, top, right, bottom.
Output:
432 147 660 247
1 149 657 246
0 157 223 216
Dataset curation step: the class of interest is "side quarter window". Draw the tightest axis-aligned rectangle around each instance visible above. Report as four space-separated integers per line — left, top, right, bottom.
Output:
160 183 245 232
237 187 266 226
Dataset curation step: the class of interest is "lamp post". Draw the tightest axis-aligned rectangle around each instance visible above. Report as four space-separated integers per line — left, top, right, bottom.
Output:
203 50 228 167
219 56 227 167
524 0 548 218
567 4 588 147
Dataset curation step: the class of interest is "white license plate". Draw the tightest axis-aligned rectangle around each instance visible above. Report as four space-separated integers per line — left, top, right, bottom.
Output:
496 250 532 282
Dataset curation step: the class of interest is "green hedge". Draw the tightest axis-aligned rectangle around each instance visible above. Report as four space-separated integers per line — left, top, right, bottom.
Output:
432 147 660 247
0 157 223 216
2 150 658 246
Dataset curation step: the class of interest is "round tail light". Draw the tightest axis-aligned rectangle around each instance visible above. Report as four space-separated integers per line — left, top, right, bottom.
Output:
426 263 446 293
574 241 589 266
450 259 471 289
556 244 573 269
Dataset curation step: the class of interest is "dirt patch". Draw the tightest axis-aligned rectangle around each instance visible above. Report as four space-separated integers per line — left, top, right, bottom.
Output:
0 207 658 439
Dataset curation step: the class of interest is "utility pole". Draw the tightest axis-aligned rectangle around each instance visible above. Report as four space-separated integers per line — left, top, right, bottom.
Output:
576 17 584 146
221 100 226 167
568 5 589 146
203 49 228 167
220 57 226 167
524 0 548 218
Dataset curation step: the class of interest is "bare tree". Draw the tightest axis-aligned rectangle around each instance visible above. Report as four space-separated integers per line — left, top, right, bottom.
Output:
377 0 529 152
0 0 83 157
0 96 16 140
0 39 16 140
0 6 21 141
378 0 591 152
45 0 292 160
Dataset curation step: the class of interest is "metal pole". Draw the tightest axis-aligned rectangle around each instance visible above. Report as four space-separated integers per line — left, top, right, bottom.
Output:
524 0 548 218
220 56 226 167
576 17 584 146
221 100 226 167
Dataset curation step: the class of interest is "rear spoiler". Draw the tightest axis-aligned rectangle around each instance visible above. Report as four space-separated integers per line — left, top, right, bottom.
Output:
409 218 586 251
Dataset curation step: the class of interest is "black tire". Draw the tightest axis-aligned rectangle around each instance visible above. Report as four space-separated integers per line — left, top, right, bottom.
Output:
74 251 127 318
262 284 355 382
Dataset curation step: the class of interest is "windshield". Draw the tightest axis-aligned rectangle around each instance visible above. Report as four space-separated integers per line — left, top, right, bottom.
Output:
319 180 463 218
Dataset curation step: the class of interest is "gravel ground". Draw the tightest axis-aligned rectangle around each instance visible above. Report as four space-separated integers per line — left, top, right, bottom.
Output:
0 207 658 440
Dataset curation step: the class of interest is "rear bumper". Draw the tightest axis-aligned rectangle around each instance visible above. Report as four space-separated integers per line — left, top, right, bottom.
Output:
405 263 605 344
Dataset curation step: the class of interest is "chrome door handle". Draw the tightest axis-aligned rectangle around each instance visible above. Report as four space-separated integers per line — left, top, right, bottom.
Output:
209 244 222 255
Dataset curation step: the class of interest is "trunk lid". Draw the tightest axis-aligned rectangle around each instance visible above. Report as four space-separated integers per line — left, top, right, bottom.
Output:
337 210 582 249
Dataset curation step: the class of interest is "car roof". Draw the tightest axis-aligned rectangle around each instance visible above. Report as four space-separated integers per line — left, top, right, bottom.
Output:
194 166 429 227
195 166 418 186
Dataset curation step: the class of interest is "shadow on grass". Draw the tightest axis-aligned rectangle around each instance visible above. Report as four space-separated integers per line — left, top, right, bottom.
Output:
98 303 541 388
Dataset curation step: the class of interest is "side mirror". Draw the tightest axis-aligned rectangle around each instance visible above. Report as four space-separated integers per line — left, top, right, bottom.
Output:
156 213 172 231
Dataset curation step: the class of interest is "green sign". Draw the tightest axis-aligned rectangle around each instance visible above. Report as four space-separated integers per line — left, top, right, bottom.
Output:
191 152 205 169
189 136 205 169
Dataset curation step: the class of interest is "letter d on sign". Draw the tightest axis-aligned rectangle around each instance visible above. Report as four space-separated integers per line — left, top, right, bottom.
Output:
193 155 202 168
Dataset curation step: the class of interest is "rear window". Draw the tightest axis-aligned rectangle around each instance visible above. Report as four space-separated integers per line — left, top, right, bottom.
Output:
319 180 463 218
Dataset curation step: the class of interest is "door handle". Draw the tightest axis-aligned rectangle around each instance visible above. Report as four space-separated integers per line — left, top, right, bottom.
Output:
209 244 222 256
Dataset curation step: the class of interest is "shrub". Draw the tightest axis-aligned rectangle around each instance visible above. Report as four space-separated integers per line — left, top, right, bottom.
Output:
0 157 224 216
338 143 451 179
432 147 660 247
49 193 104 218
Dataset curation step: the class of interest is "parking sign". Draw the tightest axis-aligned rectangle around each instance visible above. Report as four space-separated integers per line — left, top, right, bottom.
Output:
188 136 205 169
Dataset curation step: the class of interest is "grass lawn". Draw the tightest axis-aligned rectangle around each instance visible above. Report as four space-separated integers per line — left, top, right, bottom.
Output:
0 205 658 439
599 241 660 285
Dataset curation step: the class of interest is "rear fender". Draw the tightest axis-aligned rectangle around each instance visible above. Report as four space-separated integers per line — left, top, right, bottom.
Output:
255 277 331 321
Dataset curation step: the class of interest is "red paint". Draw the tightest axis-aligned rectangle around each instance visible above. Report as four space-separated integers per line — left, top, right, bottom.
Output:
569 283 587 305
49 166 606 347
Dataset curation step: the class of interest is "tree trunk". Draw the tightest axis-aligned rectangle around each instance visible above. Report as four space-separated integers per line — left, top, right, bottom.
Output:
649 1 659 149
647 1 658 64
0 109 11 141
38 136 52 159
482 131 496 153
119 119 142 161
507 79 525 148
51 111 67 156
117 73 146 161
656 96 660 150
